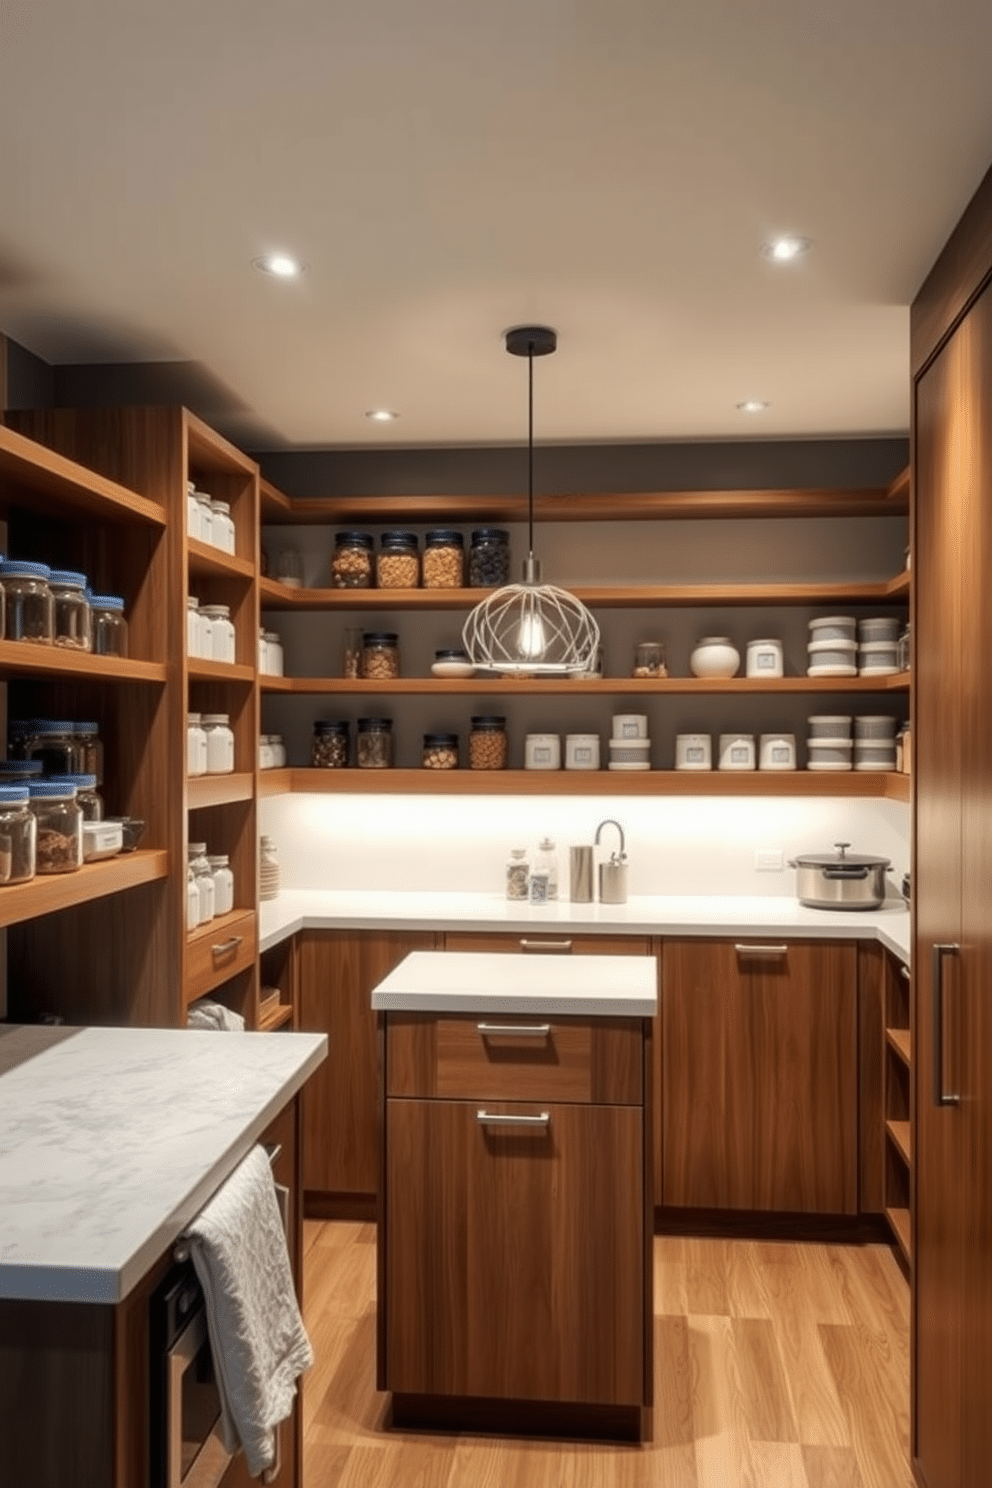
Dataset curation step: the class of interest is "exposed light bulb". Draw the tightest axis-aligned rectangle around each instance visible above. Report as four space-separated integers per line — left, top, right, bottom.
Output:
517 609 547 661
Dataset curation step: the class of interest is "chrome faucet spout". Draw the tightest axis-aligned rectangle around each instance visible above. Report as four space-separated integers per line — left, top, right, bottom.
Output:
594 818 625 856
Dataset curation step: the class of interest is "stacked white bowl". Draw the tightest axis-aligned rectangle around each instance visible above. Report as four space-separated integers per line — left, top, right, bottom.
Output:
857 616 902 676
807 714 853 770
609 713 650 771
853 715 900 770
807 616 857 676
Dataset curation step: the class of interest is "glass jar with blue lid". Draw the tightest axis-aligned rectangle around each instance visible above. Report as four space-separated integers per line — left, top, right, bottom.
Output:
90 594 128 657
73 722 104 784
0 785 36 884
28 780 83 874
0 759 43 783
22 720 83 775
45 773 103 822
49 569 92 651
0 559 53 642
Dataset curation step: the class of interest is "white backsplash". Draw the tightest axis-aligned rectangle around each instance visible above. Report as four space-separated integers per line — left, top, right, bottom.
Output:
259 790 910 899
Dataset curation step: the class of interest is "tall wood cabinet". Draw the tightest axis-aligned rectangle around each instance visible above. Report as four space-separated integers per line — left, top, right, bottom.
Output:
911 165 992 1488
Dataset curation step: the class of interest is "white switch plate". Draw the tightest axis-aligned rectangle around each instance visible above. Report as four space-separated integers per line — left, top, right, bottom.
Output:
755 849 785 871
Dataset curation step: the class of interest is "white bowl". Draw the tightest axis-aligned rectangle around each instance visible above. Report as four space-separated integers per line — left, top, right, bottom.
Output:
430 660 475 678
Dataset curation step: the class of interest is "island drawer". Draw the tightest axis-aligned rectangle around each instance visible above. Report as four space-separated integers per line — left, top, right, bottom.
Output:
385 1013 644 1105
185 910 257 1003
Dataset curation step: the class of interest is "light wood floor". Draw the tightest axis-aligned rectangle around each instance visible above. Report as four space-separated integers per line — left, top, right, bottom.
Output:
301 1221 913 1488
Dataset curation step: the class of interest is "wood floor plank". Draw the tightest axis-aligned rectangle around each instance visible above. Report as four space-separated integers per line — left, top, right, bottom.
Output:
689 1315 758 1487
750 1441 811 1486
725 1242 773 1319
802 1444 867 1488
732 1317 799 1443
685 1238 731 1317
757 1261 850 1448
656 1256 690 1317
817 1323 914 1488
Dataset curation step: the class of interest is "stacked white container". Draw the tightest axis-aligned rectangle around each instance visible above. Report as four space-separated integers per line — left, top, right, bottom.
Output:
807 714 853 771
807 616 857 676
857 616 902 676
609 714 650 771
853 715 900 770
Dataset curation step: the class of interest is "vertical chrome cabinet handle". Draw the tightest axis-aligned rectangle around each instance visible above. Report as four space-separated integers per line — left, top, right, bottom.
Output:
932 942 961 1107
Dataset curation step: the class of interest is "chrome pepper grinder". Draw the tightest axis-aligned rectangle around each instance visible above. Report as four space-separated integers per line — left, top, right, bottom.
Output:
595 818 628 904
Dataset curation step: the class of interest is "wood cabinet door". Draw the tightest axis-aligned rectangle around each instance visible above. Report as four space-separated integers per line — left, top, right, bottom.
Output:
661 938 858 1213
297 929 436 1198
384 1097 644 1407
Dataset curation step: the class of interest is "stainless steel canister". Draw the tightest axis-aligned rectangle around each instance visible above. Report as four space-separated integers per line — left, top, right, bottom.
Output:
569 845 594 902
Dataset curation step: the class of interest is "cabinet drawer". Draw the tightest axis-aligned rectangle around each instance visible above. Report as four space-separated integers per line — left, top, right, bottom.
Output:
445 931 651 957
386 1013 643 1105
185 910 257 1001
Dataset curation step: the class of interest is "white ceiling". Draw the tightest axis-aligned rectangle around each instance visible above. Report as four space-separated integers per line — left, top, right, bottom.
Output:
1 0 991 450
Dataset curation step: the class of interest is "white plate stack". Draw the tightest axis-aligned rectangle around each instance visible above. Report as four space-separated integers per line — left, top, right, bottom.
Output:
807 616 857 676
857 617 901 676
259 834 281 901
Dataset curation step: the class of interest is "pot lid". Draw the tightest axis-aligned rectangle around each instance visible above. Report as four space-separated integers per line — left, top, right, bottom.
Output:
793 840 891 868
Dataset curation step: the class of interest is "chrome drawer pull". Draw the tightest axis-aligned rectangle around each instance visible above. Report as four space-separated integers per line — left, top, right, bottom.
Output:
518 938 573 951
734 943 788 956
211 936 243 959
477 1022 551 1038
476 1110 551 1127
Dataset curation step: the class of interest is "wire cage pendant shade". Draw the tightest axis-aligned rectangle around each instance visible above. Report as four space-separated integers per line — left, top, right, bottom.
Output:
462 327 600 676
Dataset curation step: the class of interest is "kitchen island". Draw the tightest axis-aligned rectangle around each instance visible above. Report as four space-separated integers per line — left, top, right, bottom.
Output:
373 950 657 1442
0 1023 326 1488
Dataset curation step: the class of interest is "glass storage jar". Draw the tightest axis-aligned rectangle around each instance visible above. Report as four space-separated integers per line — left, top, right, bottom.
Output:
90 595 128 658
50 569 92 651
0 785 36 885
188 842 215 923
201 604 236 664
533 837 560 900
73 722 104 785
202 713 235 774
208 499 236 554
46 773 103 821
187 712 208 776
468 528 510 588
331 531 374 589
23 720 82 775
632 640 667 678
376 531 420 589
361 631 400 680
422 732 459 769
28 781 83 874
422 529 464 588
258 736 274 770
0 759 43 784
468 716 508 770
208 853 234 915
311 720 350 768
505 847 530 901
275 547 303 588
356 717 393 769
0 560 52 643
343 626 362 679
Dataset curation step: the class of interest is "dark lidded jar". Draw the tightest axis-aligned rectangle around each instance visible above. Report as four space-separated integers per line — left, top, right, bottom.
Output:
331 531 375 589
468 529 510 588
356 717 394 769
311 720 350 768
468 715 508 769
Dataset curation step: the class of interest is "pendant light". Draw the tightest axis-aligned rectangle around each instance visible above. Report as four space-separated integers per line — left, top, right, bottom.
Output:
462 326 600 675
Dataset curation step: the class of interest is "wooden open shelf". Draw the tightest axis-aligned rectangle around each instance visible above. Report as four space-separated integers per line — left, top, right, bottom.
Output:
0 849 168 931
0 422 166 526
259 574 911 612
887 1027 912 1065
187 772 255 809
258 767 910 799
0 642 167 684
258 999 294 1032
187 658 255 684
887 1205 911 1263
260 673 910 697
886 1119 912 1166
187 538 255 582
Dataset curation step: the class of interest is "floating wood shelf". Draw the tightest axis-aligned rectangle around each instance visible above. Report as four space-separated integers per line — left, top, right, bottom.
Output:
887 1027 912 1065
0 849 168 932
187 538 255 581
0 422 166 526
0 643 168 684
258 1000 294 1032
187 658 255 684
886 1205 911 1263
259 673 910 697
187 773 255 809
886 1119 912 1166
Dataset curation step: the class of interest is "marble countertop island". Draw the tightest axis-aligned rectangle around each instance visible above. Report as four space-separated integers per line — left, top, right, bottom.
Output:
0 1024 326 1305
371 949 658 1017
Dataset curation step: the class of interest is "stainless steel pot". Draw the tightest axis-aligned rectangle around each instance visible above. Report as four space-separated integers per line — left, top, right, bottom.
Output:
789 840 891 910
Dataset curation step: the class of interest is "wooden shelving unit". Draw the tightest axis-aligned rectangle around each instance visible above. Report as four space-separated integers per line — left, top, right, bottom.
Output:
0 850 168 932
884 956 913 1268
259 673 909 697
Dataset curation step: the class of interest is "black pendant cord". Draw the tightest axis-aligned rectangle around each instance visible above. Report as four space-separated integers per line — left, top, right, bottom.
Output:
527 344 535 559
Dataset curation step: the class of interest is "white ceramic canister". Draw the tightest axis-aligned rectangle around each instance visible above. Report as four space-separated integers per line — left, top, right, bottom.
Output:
264 631 284 676
187 712 208 776
208 854 234 915
209 499 236 555
608 738 651 771
611 713 648 740
565 733 600 770
194 491 213 546
745 638 784 678
689 637 740 679
759 733 797 771
675 733 712 770
808 615 857 644
197 606 214 660
718 733 756 771
259 736 274 770
202 713 235 774
202 604 235 664
524 733 561 770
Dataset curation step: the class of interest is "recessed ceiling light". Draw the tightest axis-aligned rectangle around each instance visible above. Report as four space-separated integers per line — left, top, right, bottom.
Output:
761 236 811 262
737 399 770 414
252 253 305 278
365 409 399 423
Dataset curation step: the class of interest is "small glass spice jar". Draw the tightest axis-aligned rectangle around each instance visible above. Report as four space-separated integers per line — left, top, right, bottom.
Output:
361 631 400 680
46 773 103 822
331 531 375 589
422 529 465 588
343 626 362 679
202 713 235 773
0 785 36 885
90 595 128 658
311 719 350 768
73 722 104 785
632 640 667 678
50 569 92 651
0 560 52 643
468 715 508 769
28 780 83 874
356 717 394 769
505 847 530 901
468 528 510 588
376 532 420 589
422 732 459 769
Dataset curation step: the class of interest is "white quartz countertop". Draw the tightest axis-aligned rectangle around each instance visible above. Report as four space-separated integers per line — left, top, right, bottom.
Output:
371 950 658 1016
0 1026 326 1305
261 889 910 965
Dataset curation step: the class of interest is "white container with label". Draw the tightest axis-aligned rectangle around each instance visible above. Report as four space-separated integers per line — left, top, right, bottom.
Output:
202 605 236 665
745 638 784 678
565 734 600 770
675 733 712 770
759 733 797 771
202 714 235 774
718 733 756 771
611 713 648 740
524 733 561 770
209 500 236 555
208 854 234 915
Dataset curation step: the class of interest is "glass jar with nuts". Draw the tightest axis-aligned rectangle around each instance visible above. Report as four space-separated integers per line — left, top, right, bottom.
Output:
377 531 420 589
331 531 375 589
356 717 393 768
468 715 508 769
311 719 350 768
632 640 668 678
423 732 459 769
422 529 465 588
361 630 400 679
